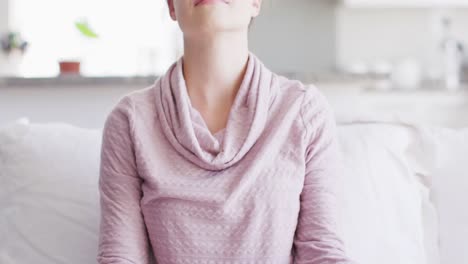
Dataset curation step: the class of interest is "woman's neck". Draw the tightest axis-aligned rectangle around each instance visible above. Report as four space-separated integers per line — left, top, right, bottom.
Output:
182 32 249 110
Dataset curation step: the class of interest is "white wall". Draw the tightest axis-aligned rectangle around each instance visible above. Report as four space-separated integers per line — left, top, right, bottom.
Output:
249 0 337 74
3 1 468 76
0 85 138 129
336 7 468 76
0 0 337 76
0 0 338 75
0 0 9 33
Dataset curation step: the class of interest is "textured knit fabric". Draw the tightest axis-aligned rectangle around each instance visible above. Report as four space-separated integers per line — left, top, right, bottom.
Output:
97 52 354 264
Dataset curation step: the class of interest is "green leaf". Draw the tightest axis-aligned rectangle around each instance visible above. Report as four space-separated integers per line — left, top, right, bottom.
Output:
75 21 99 39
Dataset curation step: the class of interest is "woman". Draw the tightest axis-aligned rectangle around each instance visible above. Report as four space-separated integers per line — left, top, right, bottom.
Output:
97 0 354 263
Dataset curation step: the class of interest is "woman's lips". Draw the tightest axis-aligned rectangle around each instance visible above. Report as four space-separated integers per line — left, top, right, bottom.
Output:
194 0 229 6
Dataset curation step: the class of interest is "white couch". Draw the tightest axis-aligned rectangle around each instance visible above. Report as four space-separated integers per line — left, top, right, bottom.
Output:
0 117 467 264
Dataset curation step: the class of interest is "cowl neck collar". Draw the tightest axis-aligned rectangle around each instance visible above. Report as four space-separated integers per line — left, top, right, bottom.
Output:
154 52 273 171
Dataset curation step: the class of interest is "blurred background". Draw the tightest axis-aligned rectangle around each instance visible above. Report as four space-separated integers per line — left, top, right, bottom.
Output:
1 0 468 129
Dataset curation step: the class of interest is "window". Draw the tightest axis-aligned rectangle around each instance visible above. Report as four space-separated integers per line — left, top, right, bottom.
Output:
10 0 182 77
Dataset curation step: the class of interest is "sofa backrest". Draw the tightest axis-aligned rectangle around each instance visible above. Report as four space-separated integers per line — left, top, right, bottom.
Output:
1 118 466 264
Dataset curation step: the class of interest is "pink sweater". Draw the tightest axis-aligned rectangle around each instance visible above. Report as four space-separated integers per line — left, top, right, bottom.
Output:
97 52 354 263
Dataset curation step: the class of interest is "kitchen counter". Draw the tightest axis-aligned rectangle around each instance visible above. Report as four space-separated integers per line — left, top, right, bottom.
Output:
0 71 375 88
0 75 158 88
316 80 468 129
1 75 467 129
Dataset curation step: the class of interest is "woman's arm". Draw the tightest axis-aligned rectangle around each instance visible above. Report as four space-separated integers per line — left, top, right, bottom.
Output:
293 88 355 264
97 96 153 264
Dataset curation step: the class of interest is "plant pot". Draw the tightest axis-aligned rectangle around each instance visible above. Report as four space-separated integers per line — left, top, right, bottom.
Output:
58 60 81 75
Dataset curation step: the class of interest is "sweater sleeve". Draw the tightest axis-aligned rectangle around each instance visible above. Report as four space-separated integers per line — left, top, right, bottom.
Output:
97 96 153 264
293 88 355 264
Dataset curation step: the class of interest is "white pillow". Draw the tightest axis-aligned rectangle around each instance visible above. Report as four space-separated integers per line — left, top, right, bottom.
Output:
0 119 102 264
408 127 468 264
336 123 438 264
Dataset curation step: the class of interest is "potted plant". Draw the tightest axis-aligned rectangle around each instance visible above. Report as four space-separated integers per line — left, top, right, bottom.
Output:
58 19 99 76
0 31 28 76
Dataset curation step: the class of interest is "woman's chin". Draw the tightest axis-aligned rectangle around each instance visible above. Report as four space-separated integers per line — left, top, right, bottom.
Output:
188 24 247 37
185 18 233 33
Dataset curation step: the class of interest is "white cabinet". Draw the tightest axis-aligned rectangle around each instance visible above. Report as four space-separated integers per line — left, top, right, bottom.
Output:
318 81 468 129
342 0 468 8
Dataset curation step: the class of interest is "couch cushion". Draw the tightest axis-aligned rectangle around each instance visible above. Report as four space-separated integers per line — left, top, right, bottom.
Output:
408 127 468 264
336 123 438 264
0 118 102 264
